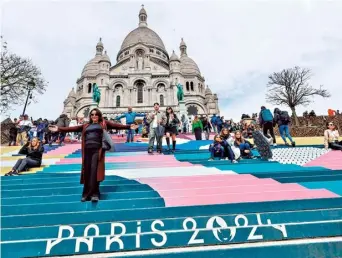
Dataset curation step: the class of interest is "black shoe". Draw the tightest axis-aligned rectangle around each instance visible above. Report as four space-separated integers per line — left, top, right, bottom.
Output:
81 197 87 202
11 171 20 176
148 149 153 154
91 196 99 202
292 142 296 147
5 171 14 176
157 149 162 154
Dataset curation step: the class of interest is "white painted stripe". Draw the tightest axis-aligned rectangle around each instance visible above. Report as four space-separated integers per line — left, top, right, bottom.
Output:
2 219 342 244
37 237 342 258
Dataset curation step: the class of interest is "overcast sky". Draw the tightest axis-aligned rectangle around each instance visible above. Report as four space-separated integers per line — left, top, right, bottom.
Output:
2 0 341 121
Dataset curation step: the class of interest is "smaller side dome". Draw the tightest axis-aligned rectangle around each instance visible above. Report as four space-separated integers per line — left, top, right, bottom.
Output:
68 87 76 98
99 50 111 64
205 85 212 95
170 50 180 62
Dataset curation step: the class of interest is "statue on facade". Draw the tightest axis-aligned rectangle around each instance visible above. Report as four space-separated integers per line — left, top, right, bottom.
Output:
176 83 184 102
92 83 101 105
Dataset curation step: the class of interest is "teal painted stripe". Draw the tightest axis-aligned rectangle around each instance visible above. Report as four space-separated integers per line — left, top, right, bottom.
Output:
301 181 342 195
1 221 341 258
1 191 161 206
255 170 342 178
2 208 342 241
2 197 165 216
1 183 154 198
2 198 341 228
275 174 342 183
113 241 342 258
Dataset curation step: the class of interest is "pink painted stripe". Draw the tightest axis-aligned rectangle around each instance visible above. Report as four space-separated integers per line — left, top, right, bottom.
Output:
145 178 280 190
57 156 178 164
304 151 342 169
165 189 339 207
159 183 306 198
135 174 256 184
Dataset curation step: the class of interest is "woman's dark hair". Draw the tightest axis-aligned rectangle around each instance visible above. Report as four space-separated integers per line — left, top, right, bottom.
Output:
166 107 174 114
326 121 336 130
89 108 103 124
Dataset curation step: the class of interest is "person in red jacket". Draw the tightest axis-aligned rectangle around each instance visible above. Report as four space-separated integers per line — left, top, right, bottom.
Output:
49 108 137 202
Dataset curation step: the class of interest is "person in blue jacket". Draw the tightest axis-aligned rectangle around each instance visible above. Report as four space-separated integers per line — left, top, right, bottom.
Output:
115 107 145 143
210 114 218 133
259 106 276 146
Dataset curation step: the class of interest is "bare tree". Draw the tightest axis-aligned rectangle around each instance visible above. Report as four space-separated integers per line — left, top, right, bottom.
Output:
266 66 330 126
0 38 48 113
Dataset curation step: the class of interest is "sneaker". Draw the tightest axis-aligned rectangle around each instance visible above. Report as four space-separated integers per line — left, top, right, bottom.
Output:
208 158 214 161
148 149 153 154
91 196 99 202
4 171 14 176
285 142 290 146
232 160 238 164
273 143 277 147
292 142 296 147
157 150 162 154
225 157 229 160
11 171 20 176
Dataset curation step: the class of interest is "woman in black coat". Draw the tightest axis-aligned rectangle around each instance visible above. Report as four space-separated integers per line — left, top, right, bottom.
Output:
5 137 44 176
165 107 180 153
49 108 137 202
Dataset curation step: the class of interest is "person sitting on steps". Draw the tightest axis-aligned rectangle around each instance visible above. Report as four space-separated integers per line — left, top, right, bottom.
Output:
234 131 254 159
164 106 180 153
220 128 238 163
208 134 225 161
324 122 342 151
5 137 44 176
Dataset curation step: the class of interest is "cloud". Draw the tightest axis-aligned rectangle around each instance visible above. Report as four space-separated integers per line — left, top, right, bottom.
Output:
2 0 341 121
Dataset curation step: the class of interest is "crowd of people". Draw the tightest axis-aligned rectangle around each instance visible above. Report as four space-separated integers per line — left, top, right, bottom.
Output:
4 104 342 202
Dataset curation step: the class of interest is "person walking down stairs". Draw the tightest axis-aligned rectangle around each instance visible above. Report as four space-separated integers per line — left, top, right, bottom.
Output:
165 107 180 153
192 115 203 140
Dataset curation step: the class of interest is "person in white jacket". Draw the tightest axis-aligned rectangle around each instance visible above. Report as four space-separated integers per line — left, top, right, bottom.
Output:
68 117 78 141
324 122 342 150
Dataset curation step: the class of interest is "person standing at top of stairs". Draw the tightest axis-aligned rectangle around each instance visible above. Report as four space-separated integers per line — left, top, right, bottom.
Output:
273 108 296 147
49 108 137 202
115 107 145 143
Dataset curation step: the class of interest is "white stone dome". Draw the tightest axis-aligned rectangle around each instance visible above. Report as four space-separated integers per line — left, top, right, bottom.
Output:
180 56 201 75
120 27 166 52
100 51 111 63
81 55 103 77
205 86 212 95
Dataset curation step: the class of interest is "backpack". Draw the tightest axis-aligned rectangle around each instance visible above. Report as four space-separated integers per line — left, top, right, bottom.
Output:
261 109 273 122
279 111 290 123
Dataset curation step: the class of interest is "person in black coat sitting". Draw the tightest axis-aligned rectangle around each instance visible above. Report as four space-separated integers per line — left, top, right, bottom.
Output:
5 137 44 176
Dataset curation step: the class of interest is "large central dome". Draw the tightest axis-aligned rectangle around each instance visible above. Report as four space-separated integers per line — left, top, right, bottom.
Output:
120 26 166 52
118 5 167 55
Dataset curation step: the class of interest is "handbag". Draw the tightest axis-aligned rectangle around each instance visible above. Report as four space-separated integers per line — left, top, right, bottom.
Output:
102 122 115 152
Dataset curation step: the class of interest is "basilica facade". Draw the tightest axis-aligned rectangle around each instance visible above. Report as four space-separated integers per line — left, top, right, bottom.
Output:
63 5 220 119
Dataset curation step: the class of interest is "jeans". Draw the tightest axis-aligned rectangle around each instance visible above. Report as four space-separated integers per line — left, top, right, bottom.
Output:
217 125 222 134
13 157 41 172
16 132 28 146
210 147 224 159
126 129 135 142
239 142 252 158
148 128 163 151
329 141 342 150
223 144 235 161
279 125 293 143
37 132 44 142
194 128 202 140
262 122 276 144
204 128 210 140
49 132 66 145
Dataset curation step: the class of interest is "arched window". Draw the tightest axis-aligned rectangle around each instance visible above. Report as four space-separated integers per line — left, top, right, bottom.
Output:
186 82 190 91
87 83 92 93
136 81 144 103
160 95 164 106
190 82 194 91
116 96 120 107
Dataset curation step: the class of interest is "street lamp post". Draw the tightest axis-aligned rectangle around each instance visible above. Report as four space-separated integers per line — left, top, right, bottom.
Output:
22 79 35 116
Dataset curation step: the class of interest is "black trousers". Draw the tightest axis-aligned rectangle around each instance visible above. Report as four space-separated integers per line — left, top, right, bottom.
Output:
83 146 100 198
329 141 342 150
13 158 40 172
263 122 276 144
194 128 202 140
